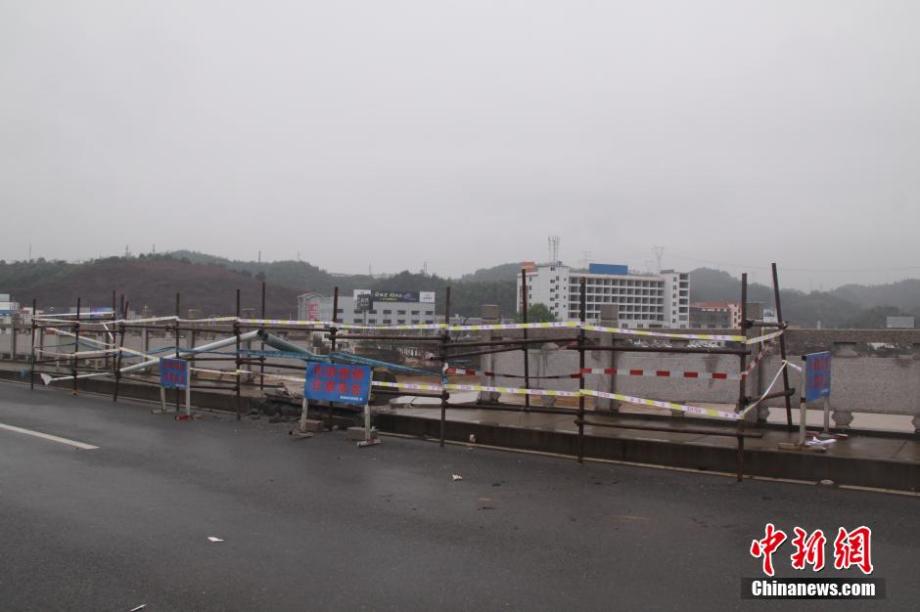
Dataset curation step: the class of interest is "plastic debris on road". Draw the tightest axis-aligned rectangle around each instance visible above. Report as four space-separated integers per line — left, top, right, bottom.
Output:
451 474 463 481
207 536 224 543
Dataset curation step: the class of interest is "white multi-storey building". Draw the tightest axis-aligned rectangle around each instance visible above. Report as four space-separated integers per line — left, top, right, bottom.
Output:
517 263 690 328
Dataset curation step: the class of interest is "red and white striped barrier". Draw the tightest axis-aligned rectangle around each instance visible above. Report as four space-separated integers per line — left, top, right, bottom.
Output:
578 367 738 381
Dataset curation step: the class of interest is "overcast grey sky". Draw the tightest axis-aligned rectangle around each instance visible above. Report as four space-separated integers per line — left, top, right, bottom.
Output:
1 1 917 290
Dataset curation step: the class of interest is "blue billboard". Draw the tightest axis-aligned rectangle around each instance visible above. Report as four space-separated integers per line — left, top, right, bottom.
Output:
305 363 372 406
804 352 831 403
588 263 629 276
160 358 189 390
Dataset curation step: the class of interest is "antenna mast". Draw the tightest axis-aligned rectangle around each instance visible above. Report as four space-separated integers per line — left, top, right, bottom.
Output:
653 246 665 272
547 235 560 264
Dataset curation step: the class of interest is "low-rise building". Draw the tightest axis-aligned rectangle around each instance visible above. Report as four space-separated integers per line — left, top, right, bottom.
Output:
690 301 742 329
0 294 21 324
297 289 437 326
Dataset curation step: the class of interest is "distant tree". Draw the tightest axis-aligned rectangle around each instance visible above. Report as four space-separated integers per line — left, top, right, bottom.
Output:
516 303 556 323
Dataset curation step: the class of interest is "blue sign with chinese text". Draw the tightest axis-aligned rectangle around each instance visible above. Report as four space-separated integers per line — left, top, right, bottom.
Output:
804 351 831 402
160 358 189 389
304 363 372 406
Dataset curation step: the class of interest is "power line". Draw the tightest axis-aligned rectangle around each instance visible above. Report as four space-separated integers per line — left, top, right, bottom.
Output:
666 252 920 274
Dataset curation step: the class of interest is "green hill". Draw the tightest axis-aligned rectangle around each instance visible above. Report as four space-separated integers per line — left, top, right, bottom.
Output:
3 256 919 326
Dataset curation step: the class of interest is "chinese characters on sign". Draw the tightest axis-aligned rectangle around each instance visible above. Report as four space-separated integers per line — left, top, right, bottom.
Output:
160 358 189 390
304 363 372 406
751 524 873 576
804 351 832 403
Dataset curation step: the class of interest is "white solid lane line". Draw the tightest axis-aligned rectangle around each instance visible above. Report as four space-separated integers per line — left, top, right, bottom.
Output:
0 422 99 450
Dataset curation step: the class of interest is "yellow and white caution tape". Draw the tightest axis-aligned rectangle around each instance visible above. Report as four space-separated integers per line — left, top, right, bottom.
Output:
580 388 741 420
582 324 746 342
444 383 579 398
238 318 332 328
35 348 119 359
37 313 786 346
447 321 580 332
371 381 445 393
745 330 785 345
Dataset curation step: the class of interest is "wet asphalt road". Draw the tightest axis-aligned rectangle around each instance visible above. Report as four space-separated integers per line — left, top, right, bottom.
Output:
0 380 918 611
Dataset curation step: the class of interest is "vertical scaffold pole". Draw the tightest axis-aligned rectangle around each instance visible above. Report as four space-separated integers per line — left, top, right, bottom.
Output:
327 287 339 429
260 280 266 391
38 311 45 380
577 278 587 463
772 263 794 429
113 299 128 402
106 290 115 371
29 298 37 391
521 269 530 412
72 297 81 396
175 292 181 413
736 273 748 482
440 286 451 447
235 289 242 420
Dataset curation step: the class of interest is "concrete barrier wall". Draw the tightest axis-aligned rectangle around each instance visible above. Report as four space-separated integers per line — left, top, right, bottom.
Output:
5 323 920 430
491 328 920 431
492 348 742 404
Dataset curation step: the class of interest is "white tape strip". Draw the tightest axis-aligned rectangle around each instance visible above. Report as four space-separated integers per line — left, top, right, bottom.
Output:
444 383 579 397
580 388 740 420
583 324 746 342
745 330 785 345
372 381 444 392
36 348 118 359
35 314 784 345
741 363 789 416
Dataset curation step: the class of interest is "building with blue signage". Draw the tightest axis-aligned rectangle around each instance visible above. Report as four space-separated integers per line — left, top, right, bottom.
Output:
0 294 20 321
517 262 690 328
297 289 437 326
